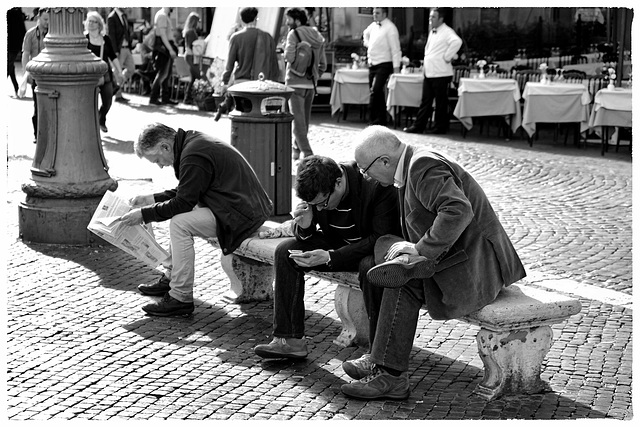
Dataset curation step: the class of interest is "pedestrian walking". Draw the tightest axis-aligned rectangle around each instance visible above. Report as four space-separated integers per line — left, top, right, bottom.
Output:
181 12 201 104
85 11 126 133
7 7 27 98
283 7 327 160
21 7 48 143
149 7 179 106
107 7 135 103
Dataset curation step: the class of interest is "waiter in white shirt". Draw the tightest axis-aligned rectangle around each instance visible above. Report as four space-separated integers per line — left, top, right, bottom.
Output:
363 7 401 127
404 7 462 135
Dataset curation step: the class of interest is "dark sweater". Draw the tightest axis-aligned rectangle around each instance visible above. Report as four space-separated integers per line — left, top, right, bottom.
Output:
141 129 273 254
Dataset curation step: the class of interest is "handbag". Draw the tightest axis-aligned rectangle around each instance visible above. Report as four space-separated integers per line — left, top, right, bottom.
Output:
96 42 113 86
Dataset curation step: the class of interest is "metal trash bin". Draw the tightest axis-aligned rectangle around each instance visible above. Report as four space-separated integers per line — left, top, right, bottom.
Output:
228 74 294 216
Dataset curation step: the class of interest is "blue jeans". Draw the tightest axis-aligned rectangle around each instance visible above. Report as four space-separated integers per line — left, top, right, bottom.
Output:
273 237 380 340
368 278 430 372
288 87 314 156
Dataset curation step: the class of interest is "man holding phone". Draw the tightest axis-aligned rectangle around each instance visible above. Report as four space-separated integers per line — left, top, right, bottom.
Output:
254 155 400 359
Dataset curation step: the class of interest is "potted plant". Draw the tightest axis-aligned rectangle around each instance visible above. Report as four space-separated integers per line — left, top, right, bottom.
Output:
191 78 216 111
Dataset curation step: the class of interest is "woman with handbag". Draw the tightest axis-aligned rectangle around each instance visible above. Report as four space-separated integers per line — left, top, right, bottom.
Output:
85 11 125 133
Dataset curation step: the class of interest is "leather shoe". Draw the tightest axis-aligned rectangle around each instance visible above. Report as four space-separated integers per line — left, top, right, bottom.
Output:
115 96 129 103
138 275 171 296
162 99 178 105
149 98 162 105
367 254 435 288
403 126 424 134
142 292 194 317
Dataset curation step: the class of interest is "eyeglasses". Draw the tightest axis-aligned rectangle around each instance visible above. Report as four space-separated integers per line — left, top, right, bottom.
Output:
359 155 384 175
308 190 333 209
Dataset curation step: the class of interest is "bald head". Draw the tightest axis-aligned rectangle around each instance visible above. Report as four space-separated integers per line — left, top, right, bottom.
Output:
354 126 405 186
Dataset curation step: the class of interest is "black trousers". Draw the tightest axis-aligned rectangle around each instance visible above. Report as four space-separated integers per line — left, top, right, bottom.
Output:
368 62 393 126
413 76 452 132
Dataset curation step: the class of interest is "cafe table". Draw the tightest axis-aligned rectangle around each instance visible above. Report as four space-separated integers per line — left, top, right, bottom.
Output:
521 81 591 145
452 77 522 137
329 68 370 119
588 87 632 155
385 72 423 128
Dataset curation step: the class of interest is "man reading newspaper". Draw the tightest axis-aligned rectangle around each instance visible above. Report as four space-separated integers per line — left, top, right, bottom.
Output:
117 123 272 317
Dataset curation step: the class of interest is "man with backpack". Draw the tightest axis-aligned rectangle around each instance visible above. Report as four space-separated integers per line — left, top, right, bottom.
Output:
284 7 326 161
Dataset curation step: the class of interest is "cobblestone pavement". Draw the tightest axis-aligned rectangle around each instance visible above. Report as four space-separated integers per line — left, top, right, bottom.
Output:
3 84 633 421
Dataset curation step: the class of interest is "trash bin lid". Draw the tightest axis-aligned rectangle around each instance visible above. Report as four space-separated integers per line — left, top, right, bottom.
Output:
228 73 294 96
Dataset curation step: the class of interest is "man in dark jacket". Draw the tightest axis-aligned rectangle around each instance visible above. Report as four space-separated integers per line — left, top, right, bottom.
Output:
107 7 134 103
283 7 326 160
254 155 400 359
340 125 526 400
119 123 273 317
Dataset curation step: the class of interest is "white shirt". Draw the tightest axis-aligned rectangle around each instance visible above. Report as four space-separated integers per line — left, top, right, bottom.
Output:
393 143 408 188
423 23 463 78
363 18 401 69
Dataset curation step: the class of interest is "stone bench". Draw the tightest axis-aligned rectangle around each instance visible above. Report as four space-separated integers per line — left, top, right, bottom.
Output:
209 221 582 400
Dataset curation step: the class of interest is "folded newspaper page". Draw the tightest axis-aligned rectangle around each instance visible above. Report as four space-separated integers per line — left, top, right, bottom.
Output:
88 190 170 268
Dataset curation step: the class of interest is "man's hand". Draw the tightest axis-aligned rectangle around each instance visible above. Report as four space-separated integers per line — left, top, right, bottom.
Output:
118 208 144 227
129 194 155 208
291 202 313 229
289 249 330 268
384 241 419 261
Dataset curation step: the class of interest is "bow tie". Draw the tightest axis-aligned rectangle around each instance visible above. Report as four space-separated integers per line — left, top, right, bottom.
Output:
432 29 437 34
376 22 381 26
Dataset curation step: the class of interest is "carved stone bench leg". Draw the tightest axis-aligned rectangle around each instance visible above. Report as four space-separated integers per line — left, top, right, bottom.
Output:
475 325 553 400
333 283 369 348
219 253 274 303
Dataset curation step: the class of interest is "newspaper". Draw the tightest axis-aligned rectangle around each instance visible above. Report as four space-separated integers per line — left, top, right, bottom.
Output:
87 190 170 269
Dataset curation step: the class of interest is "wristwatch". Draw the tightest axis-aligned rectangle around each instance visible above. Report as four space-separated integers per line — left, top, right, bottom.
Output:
325 250 334 268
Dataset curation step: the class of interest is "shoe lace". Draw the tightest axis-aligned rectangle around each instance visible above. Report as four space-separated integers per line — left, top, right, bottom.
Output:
360 365 384 383
354 354 374 370
272 337 287 346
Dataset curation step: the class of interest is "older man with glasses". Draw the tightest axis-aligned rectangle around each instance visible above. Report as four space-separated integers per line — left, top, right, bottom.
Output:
254 155 401 359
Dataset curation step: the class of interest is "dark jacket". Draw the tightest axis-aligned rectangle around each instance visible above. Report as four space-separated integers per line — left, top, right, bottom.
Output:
141 129 273 255
293 161 401 270
284 25 326 87
107 9 131 50
222 27 280 84
400 145 526 320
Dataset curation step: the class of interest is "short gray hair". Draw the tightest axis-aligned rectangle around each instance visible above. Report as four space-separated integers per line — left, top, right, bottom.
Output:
355 125 402 158
134 123 176 157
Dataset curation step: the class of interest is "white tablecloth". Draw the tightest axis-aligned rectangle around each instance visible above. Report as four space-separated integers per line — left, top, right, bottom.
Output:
452 78 522 132
588 87 632 136
385 73 423 119
521 82 592 137
329 68 370 115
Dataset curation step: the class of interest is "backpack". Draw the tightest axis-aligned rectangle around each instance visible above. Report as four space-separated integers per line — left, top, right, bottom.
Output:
289 28 314 79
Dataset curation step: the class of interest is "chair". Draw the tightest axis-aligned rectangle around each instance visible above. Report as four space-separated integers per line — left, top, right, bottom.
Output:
562 70 587 81
515 70 541 96
313 50 334 111
170 57 193 103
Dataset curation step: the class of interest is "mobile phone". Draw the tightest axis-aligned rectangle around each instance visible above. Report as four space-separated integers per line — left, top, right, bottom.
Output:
288 249 303 254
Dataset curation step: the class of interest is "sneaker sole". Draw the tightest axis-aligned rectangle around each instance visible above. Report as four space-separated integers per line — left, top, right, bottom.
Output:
254 348 308 359
367 261 432 288
341 385 410 400
142 307 194 317
137 285 171 296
